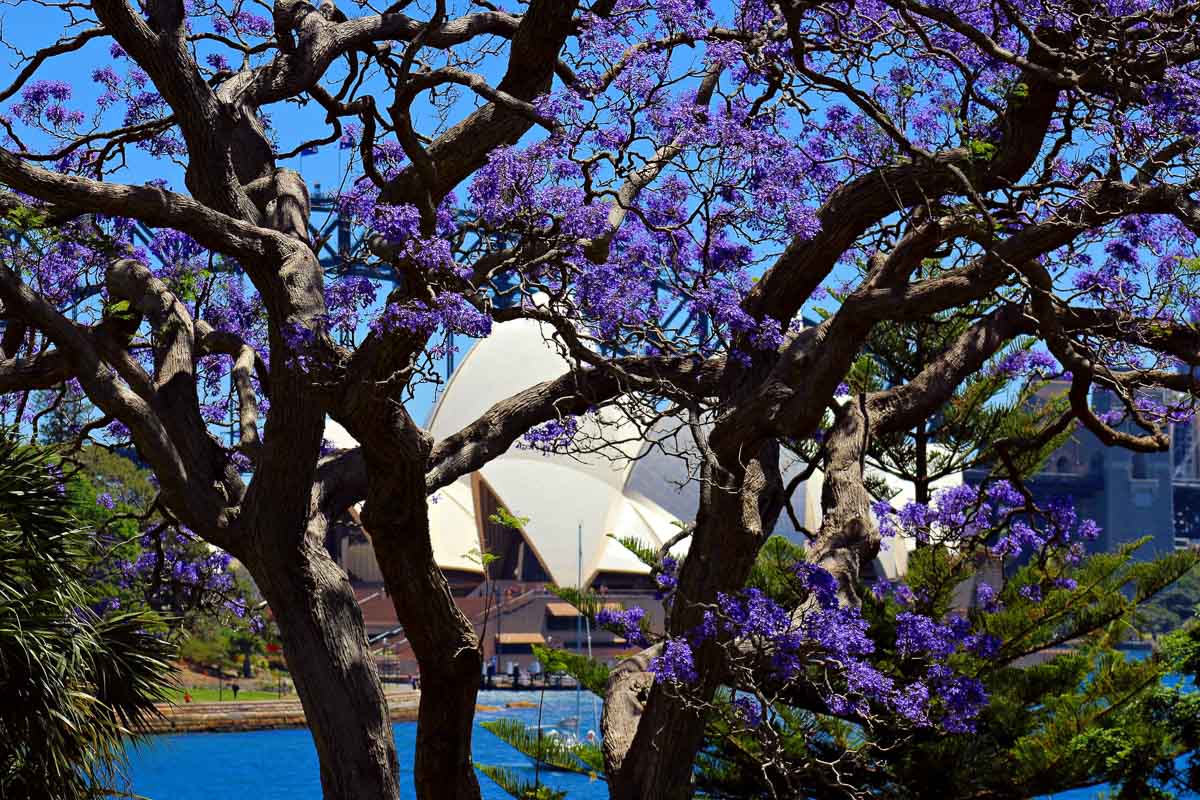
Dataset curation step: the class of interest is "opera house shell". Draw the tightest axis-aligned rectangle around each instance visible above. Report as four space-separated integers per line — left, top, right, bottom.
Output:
323 317 924 672
324 316 841 596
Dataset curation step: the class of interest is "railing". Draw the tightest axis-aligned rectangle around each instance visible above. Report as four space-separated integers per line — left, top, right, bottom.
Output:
366 589 540 653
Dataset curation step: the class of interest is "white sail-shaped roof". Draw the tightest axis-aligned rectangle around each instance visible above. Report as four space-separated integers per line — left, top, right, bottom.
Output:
428 478 486 574
328 316 824 587
423 318 689 585
325 420 486 577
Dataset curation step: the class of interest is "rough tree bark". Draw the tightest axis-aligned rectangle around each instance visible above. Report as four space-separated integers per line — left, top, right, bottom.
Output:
603 400 884 800
362 464 483 800
605 441 784 800
13 5 1193 800
244 530 401 800
807 399 880 607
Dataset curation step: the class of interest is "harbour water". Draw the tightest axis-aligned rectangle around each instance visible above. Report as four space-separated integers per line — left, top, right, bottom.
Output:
123 690 608 800
124 687 1192 799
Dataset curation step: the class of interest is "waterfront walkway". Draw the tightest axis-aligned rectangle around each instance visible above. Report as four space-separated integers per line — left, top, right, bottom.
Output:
146 691 421 734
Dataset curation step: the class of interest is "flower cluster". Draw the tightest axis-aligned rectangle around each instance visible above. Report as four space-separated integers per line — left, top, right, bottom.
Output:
655 555 679 598
90 64 182 155
519 415 581 454
896 612 999 661
732 694 762 728
990 348 1062 379
102 523 266 633
646 559 993 734
650 639 699 683
117 527 235 595
873 481 1101 564
12 80 82 130
596 605 648 647
638 544 1003 738
213 11 273 38
372 295 492 340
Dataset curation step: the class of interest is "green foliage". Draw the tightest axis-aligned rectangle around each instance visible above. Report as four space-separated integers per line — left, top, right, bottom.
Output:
745 536 806 605
0 202 51 231
55 446 272 648
967 138 998 160
481 719 602 774
694 264 1199 798
531 644 610 696
692 530 1200 799
104 298 137 322
64 445 157 523
178 628 234 666
696 695 856 799
478 717 605 799
982 540 1197 659
35 381 96 446
1139 566 1200 634
1162 623 1200 676
609 533 660 569
545 585 606 623
886 539 1200 797
477 766 568 800
490 506 531 530
465 546 501 570
0 436 176 800
177 616 267 670
481 524 1200 797
847 296 1070 503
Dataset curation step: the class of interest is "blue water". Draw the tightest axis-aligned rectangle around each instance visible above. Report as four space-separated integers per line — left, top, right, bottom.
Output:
124 690 608 800
125 684 1196 799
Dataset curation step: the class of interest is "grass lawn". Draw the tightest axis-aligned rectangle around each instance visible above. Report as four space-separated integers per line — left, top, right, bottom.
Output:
165 687 283 703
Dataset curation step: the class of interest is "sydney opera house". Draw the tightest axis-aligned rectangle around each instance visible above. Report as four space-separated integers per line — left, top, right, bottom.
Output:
324 317 917 674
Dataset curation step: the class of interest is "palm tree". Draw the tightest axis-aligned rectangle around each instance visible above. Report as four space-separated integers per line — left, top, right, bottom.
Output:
0 435 175 799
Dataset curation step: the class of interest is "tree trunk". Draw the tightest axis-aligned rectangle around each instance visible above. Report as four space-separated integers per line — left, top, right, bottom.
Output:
364 475 483 800
807 400 880 606
248 535 401 800
605 481 749 800
606 442 783 800
607 681 709 800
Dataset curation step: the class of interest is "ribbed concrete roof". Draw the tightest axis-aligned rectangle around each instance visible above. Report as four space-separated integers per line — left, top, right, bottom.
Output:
327 317 825 587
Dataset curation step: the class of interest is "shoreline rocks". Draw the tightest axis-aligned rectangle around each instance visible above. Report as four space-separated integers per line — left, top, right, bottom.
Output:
143 693 421 734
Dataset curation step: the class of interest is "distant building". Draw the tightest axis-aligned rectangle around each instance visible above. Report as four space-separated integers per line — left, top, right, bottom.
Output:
324 316 828 674
966 381 1182 562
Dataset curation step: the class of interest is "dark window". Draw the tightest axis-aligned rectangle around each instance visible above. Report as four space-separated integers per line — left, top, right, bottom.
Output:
546 615 577 631
477 479 551 582
1132 452 1150 480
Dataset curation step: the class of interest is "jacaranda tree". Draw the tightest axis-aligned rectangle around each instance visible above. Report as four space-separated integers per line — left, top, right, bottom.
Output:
485 522 1200 799
4 1 1200 799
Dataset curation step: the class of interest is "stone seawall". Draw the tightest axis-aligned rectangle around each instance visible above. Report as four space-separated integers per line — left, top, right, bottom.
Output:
145 693 421 734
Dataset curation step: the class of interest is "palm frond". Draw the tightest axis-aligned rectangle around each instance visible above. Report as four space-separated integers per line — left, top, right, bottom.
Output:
0 434 176 800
